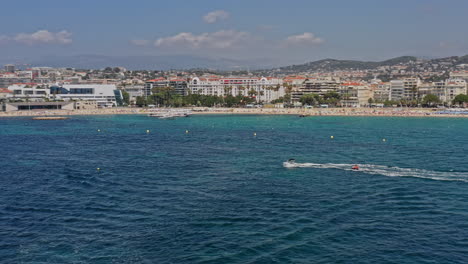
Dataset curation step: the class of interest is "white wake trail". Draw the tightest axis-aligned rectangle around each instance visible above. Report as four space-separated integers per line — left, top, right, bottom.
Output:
283 162 468 182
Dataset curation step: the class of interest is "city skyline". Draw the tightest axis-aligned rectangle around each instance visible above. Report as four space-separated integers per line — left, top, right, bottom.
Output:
1 0 468 67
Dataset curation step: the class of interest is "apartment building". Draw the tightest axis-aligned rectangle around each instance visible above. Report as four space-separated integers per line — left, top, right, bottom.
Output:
0 74 32 88
445 79 467 103
7 84 50 101
390 78 420 101
374 82 391 102
338 82 373 107
188 76 285 103
145 78 187 96
292 78 340 101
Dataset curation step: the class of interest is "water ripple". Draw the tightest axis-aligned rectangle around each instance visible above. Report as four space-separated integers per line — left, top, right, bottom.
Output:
1 115 468 263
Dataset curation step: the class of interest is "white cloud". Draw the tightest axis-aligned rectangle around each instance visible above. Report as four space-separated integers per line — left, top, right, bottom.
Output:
203 10 229 24
155 30 251 49
13 30 72 45
130 39 150 46
284 32 324 46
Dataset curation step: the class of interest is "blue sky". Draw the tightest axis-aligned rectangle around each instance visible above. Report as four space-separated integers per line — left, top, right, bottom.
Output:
1 0 467 64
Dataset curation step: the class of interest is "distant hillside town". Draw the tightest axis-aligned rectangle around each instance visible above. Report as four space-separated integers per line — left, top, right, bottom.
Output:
1 55 468 112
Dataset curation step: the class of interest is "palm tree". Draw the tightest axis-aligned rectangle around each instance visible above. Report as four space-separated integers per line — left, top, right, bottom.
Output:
224 86 233 96
411 85 418 101
259 91 265 103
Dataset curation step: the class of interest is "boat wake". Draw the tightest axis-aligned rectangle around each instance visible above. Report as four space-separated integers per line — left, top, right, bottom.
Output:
283 162 468 182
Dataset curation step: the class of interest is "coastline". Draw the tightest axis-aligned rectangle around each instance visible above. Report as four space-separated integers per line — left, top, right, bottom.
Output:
195 108 468 118
0 107 467 118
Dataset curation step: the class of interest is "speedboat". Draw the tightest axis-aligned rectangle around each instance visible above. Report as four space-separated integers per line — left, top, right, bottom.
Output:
283 159 297 168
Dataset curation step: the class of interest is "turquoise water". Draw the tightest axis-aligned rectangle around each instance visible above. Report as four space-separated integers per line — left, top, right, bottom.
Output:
1 114 468 263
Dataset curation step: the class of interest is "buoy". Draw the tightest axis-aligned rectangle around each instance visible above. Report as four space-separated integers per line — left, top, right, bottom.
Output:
97 168 100 171
382 138 386 142
146 130 150 133
330 136 334 139
97 129 101 132
186 130 189 134
254 132 257 136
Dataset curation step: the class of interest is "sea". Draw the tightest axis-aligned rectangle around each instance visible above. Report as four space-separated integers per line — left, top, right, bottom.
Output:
1 114 467 263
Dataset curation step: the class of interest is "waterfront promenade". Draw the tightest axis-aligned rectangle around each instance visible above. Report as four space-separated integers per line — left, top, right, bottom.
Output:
0 107 467 118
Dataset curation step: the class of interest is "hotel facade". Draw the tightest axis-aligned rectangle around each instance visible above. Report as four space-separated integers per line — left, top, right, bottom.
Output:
188 77 285 103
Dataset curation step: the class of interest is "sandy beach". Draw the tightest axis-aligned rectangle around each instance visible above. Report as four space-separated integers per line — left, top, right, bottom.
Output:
0 107 467 118
196 108 468 118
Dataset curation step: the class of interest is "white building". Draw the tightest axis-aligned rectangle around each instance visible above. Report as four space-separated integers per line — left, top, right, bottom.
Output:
418 82 433 99
52 84 122 108
374 82 391 102
0 73 32 88
338 82 372 107
403 78 421 100
188 77 221 96
188 76 285 103
418 79 466 104
123 85 145 103
293 77 340 101
7 84 50 101
145 78 187 96
445 79 467 103
390 78 420 101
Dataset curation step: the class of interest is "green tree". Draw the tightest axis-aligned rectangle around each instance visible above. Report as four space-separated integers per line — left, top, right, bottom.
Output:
383 100 398 107
323 91 341 106
300 93 319 106
452 94 468 106
135 96 146 107
422 94 440 107
410 85 419 101
283 93 292 105
271 97 284 104
121 90 130 105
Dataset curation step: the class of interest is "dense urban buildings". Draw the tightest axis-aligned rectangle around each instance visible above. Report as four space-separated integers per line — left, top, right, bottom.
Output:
1 56 468 111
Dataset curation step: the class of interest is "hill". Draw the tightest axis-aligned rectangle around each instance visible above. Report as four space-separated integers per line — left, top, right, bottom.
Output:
275 56 418 72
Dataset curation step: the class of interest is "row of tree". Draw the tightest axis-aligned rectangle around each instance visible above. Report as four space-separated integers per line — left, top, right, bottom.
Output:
135 93 257 107
299 92 341 107
373 94 468 107
299 93 468 107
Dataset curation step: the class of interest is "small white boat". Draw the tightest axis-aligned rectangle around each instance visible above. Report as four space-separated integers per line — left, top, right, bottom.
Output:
149 110 192 119
283 159 297 168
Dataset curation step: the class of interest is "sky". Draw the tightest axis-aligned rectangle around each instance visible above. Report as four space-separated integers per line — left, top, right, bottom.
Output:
1 0 468 65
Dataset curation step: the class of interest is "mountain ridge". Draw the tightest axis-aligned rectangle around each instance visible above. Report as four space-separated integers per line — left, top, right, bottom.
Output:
3 54 468 72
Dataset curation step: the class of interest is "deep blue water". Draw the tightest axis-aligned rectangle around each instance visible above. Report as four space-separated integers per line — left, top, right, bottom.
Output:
1 114 468 263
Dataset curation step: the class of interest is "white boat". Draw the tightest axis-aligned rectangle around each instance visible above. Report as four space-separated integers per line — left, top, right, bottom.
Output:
148 109 192 119
283 159 297 168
